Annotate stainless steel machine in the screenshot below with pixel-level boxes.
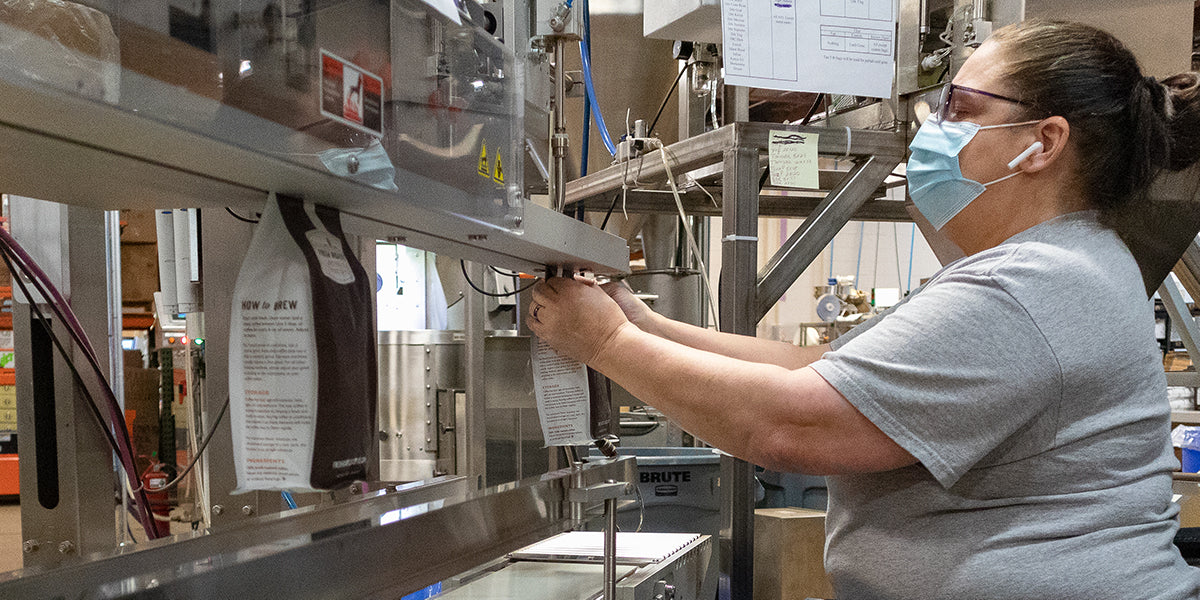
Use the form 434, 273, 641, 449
0, 1, 1195, 599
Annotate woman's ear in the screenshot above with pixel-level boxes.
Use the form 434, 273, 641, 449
1019, 116, 1070, 173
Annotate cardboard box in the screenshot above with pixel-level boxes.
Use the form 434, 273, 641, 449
121, 243, 160, 307
754, 508, 835, 600
125, 367, 161, 474
120, 210, 158, 244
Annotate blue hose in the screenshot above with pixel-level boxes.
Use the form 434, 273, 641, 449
906, 223, 916, 292
580, 0, 592, 175
854, 221, 865, 288
579, 6, 617, 157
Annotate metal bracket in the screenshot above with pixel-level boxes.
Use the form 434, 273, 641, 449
1160, 276, 1200, 361
567, 480, 633, 504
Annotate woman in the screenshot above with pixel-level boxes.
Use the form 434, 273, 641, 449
530, 20, 1200, 599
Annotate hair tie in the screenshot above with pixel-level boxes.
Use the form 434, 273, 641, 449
1142, 75, 1174, 118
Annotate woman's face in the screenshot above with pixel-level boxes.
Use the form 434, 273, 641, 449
948, 40, 1040, 187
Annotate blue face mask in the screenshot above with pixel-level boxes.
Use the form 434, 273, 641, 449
318, 138, 400, 192
907, 118, 1042, 229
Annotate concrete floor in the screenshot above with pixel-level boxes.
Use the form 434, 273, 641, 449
0, 500, 20, 574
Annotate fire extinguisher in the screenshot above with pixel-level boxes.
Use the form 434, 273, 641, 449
141, 453, 173, 537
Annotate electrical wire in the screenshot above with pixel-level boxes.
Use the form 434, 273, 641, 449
489, 265, 523, 278
460, 260, 537, 297
0, 230, 158, 536
225, 207, 260, 224
144, 395, 230, 493
650, 139, 720, 330
599, 193, 621, 231
579, 10, 617, 156
800, 93, 825, 126
647, 62, 693, 137
0, 243, 159, 538
1, 253, 124, 466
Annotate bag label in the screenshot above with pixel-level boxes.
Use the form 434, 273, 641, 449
306, 229, 356, 284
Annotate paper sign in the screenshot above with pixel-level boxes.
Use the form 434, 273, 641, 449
721, 0, 896, 98
769, 131, 819, 189
530, 334, 594, 446
420, 0, 463, 25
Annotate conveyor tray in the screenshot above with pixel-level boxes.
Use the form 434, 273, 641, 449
434, 562, 637, 600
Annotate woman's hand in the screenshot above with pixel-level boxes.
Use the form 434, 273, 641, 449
529, 276, 633, 365
600, 281, 661, 335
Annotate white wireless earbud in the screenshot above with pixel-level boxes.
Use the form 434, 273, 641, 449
1007, 141, 1044, 170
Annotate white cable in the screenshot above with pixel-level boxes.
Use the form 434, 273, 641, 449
893, 222, 903, 290
621, 158, 630, 222
651, 140, 721, 330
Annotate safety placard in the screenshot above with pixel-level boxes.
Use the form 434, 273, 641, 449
478, 142, 490, 177
320, 49, 384, 138
493, 152, 504, 184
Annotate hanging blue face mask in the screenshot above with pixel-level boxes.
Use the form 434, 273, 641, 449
318, 138, 400, 192
907, 118, 1042, 229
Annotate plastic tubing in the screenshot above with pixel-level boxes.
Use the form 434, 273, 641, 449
907, 223, 916, 293
579, 13, 616, 156
0, 228, 159, 537
580, 0, 593, 175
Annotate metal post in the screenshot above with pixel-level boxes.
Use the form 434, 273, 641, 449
551, 38, 569, 212
1160, 277, 1200, 362
464, 261, 488, 489
604, 494, 618, 600
720, 145, 760, 600
755, 156, 900, 319
103, 210, 129, 544
1176, 237, 1200, 302
11, 198, 115, 568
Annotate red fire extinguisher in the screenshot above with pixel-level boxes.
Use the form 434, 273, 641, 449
141, 455, 173, 537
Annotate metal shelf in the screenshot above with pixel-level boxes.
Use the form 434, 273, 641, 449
0, 75, 628, 275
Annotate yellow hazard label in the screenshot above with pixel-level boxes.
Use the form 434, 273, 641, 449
478, 142, 489, 177
493, 153, 504, 184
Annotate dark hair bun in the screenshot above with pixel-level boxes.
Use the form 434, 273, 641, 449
1162, 72, 1200, 171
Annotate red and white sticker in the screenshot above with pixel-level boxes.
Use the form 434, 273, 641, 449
320, 49, 383, 137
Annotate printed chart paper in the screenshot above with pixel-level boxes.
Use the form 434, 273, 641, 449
722, 0, 897, 98
768, 131, 819, 188
531, 334, 594, 446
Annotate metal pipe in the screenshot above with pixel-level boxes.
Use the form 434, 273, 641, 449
552, 38, 569, 212
604, 493, 618, 600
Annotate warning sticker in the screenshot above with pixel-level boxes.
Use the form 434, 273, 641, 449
478, 142, 490, 177
320, 49, 384, 138
493, 153, 504, 184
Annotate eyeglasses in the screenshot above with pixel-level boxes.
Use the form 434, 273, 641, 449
937, 84, 1039, 122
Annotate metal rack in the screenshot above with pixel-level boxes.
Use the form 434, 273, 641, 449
0, 459, 639, 598
566, 121, 908, 597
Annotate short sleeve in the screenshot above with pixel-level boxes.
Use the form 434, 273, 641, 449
809, 267, 1063, 488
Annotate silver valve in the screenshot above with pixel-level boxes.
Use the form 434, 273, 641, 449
548, 1, 573, 32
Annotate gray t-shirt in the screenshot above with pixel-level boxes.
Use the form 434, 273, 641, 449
810, 211, 1200, 599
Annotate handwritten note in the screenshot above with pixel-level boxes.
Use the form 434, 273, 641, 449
769, 131, 819, 189
419, 0, 462, 25
531, 334, 594, 446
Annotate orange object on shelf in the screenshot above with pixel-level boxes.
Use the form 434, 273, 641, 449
0, 454, 18, 496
